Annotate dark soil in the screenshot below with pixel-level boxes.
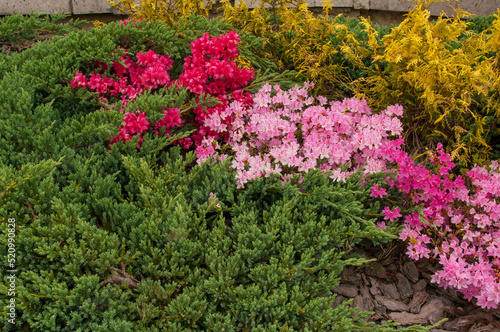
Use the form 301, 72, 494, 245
0, 33, 59, 55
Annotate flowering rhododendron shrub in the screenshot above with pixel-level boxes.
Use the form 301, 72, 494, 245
70, 30, 254, 148
383, 143, 500, 309
178, 30, 254, 146
197, 82, 405, 188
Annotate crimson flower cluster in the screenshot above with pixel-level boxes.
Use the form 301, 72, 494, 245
72, 51, 173, 107
179, 31, 253, 96
71, 30, 254, 148
179, 31, 254, 147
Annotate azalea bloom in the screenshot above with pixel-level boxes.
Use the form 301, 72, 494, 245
370, 184, 387, 198
383, 206, 402, 222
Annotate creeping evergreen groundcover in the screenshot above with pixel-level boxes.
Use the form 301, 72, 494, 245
0, 14, 441, 331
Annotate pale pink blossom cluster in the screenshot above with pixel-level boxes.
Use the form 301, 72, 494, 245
384, 143, 500, 309
71, 31, 254, 148
198, 82, 405, 188
199, 81, 500, 309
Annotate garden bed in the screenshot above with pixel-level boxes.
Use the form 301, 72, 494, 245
1, 4, 499, 331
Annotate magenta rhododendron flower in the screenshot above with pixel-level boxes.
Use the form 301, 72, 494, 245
71, 71, 87, 88
154, 108, 182, 135
71, 51, 174, 107
382, 206, 402, 221
110, 110, 150, 148
370, 184, 387, 198
122, 111, 149, 135
136, 49, 159, 67
179, 31, 254, 96
386, 143, 500, 309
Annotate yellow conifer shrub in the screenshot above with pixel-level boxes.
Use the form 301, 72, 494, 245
109, 0, 212, 26
341, 0, 499, 164
222, 0, 356, 98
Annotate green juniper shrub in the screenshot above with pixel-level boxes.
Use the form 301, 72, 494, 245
1, 139, 438, 330
465, 13, 497, 34
0, 12, 84, 45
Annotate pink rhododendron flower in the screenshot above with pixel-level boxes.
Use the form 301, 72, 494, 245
155, 108, 182, 133
179, 31, 254, 97
370, 184, 387, 198
383, 206, 402, 222
71, 71, 87, 88
136, 49, 159, 67
386, 142, 500, 309
198, 82, 405, 188
122, 111, 149, 135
